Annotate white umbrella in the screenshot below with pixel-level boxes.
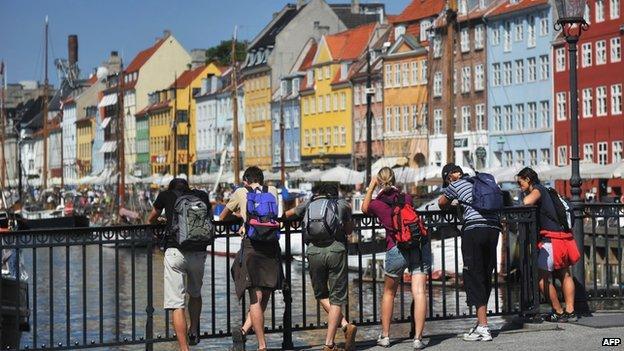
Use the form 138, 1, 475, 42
371, 157, 409, 173
287, 169, 307, 180
391, 166, 419, 185
302, 169, 323, 182
320, 166, 364, 185
540, 162, 611, 181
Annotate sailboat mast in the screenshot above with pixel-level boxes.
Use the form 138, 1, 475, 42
187, 65, 192, 180
118, 60, 126, 209
444, 0, 457, 164
173, 72, 178, 177
42, 16, 49, 190
0, 61, 6, 190
231, 26, 241, 184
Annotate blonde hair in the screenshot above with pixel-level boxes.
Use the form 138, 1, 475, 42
377, 167, 396, 189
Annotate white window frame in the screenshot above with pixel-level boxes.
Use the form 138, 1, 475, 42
582, 42, 592, 67
492, 63, 501, 86
598, 142, 608, 165
433, 71, 443, 97
597, 86, 608, 116
503, 61, 512, 86
611, 37, 621, 62
402, 63, 409, 87
612, 84, 623, 115
504, 105, 513, 131
385, 64, 392, 86
556, 92, 567, 121
461, 105, 471, 132
540, 13, 549, 36
474, 25, 484, 49
460, 27, 470, 53
514, 18, 524, 42
558, 145, 568, 166
612, 140, 623, 162
516, 103, 525, 129
493, 106, 501, 131
540, 101, 550, 128
433, 35, 442, 58
539, 55, 549, 80
434, 109, 443, 134
556, 47, 566, 72
527, 57, 537, 82
596, 0, 605, 22
611, 0, 620, 19
515, 59, 524, 84
583, 143, 594, 162
476, 104, 485, 131
474, 64, 484, 91
583, 88, 593, 118
596, 40, 607, 65
491, 26, 500, 46
461, 66, 471, 93
503, 21, 512, 52
527, 16, 536, 48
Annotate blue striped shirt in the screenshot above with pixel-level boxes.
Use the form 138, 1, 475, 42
443, 178, 500, 230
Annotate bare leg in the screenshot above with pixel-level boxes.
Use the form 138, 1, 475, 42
539, 270, 563, 313
241, 290, 271, 334
381, 275, 400, 337
325, 303, 343, 346
249, 289, 272, 349
188, 296, 202, 336
172, 308, 189, 351
319, 298, 349, 328
556, 268, 576, 313
476, 305, 488, 326
411, 274, 427, 339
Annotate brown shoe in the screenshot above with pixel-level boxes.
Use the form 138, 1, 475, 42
343, 323, 357, 351
322, 345, 345, 351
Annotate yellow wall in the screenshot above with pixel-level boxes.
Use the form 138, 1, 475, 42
243, 71, 272, 169
301, 42, 352, 162
172, 63, 223, 176
148, 106, 173, 175
383, 45, 428, 161
76, 119, 93, 176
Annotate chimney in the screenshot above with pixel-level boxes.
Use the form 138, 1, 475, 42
296, 0, 305, 10
68, 35, 78, 66
190, 49, 207, 68
314, 21, 330, 38
351, 0, 360, 14
162, 29, 171, 40
210, 75, 219, 93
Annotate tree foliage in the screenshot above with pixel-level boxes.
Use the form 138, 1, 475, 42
205, 40, 248, 66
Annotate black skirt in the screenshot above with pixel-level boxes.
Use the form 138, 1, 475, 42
231, 238, 283, 300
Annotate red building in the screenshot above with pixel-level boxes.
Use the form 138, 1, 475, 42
553, 0, 623, 199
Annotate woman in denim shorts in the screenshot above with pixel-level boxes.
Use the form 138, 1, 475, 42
362, 167, 432, 350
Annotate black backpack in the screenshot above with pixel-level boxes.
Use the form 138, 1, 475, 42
545, 187, 573, 232
303, 196, 341, 245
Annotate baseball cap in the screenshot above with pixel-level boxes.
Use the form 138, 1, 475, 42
442, 163, 463, 187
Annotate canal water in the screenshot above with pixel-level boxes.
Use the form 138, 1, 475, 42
15, 245, 517, 350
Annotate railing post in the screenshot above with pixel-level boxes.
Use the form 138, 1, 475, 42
281, 221, 294, 350
145, 228, 154, 351
0, 235, 4, 348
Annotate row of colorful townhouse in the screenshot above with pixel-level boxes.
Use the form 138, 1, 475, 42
48, 0, 622, 186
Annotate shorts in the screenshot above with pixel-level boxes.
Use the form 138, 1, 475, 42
163, 248, 208, 310
306, 241, 348, 306
384, 240, 432, 278
538, 239, 554, 272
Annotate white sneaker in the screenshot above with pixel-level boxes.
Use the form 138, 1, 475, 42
376, 334, 390, 347
462, 324, 492, 341
413, 338, 426, 349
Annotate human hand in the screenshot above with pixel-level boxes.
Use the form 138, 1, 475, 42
368, 176, 378, 190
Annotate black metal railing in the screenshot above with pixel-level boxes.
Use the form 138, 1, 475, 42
1, 204, 620, 350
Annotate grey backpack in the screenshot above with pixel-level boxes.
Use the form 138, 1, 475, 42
171, 191, 215, 248
303, 197, 341, 245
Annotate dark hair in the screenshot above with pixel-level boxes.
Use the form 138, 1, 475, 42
168, 178, 190, 192
516, 167, 540, 185
316, 182, 339, 198
243, 166, 264, 184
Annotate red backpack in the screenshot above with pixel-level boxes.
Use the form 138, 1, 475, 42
382, 194, 428, 250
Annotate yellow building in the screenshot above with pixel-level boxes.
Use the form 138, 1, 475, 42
383, 33, 429, 167
139, 91, 172, 175
76, 113, 94, 176
242, 71, 272, 169
299, 23, 377, 167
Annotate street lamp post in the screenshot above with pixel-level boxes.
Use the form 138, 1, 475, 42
553, 0, 590, 314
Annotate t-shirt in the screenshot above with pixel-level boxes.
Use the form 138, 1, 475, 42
292, 196, 352, 244
153, 189, 212, 251
367, 187, 413, 250
443, 176, 500, 231
225, 184, 279, 223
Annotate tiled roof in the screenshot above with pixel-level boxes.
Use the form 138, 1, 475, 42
299, 42, 318, 71
330, 5, 380, 28
326, 23, 376, 62
392, 0, 445, 24
87, 75, 98, 86
135, 100, 171, 117
171, 65, 208, 89
125, 35, 168, 73
487, 0, 549, 18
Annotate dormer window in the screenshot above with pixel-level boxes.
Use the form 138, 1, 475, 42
307, 70, 313, 86
458, 0, 468, 15
280, 80, 288, 97
340, 63, 349, 80
292, 78, 300, 95
394, 25, 406, 39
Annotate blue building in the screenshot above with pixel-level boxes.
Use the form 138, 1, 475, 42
485, 0, 554, 169
271, 75, 302, 172
91, 107, 105, 175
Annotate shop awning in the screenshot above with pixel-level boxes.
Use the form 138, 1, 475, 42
97, 93, 118, 108
99, 141, 117, 153
100, 117, 111, 129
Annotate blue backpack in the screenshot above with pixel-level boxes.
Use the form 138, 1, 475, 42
245, 186, 280, 241
466, 173, 504, 213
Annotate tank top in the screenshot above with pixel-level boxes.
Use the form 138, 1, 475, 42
534, 184, 565, 232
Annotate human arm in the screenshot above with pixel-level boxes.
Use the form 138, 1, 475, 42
361, 176, 377, 214
219, 188, 242, 221
438, 183, 458, 209
146, 207, 162, 224
522, 188, 541, 206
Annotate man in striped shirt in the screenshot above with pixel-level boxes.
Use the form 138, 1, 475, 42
438, 164, 501, 342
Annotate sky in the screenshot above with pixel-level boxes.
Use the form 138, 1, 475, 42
0, 0, 411, 86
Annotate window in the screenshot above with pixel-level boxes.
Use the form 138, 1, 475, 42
540, 14, 549, 36
492, 63, 501, 86
503, 62, 512, 86
527, 16, 536, 47
433, 71, 443, 97
310, 129, 317, 147
474, 64, 484, 91
340, 127, 347, 146
516, 150, 526, 166
326, 95, 331, 113
333, 127, 339, 146
458, 0, 468, 14
611, 37, 621, 62
273, 112, 280, 130
613, 141, 623, 162
541, 149, 551, 164
611, 0, 620, 19
491, 26, 500, 46
433, 35, 442, 58
325, 66, 331, 79
516, 103, 525, 129
612, 84, 623, 114
317, 68, 323, 81
597, 86, 607, 116
461, 66, 471, 93
515, 59, 524, 84
420, 20, 431, 42
434, 109, 443, 134
539, 55, 549, 80
503, 21, 511, 52
394, 106, 401, 132
529, 149, 538, 166
385, 107, 392, 132
460, 28, 470, 52
318, 126, 324, 145
598, 142, 608, 165
540, 101, 550, 128
332, 93, 338, 111
584, 143, 595, 162
420, 61, 428, 83
504, 105, 513, 130
411, 61, 418, 85
476, 104, 485, 131
514, 18, 524, 42
596, 0, 605, 22
461, 106, 471, 132
493, 106, 501, 131
394, 64, 401, 87
412, 105, 419, 130
325, 127, 331, 146
505, 151, 514, 167
582, 88, 593, 117
340, 92, 346, 111
385, 64, 392, 86
310, 96, 316, 114
584, 3, 591, 23
474, 25, 484, 49
527, 57, 537, 82
402, 63, 409, 86
558, 145, 568, 165
556, 92, 567, 120
528, 102, 537, 129
403, 106, 410, 131
596, 40, 607, 65
354, 86, 360, 105
582, 43, 592, 67
556, 47, 566, 71
318, 96, 324, 113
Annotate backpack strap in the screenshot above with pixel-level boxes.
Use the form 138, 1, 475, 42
262, 185, 268, 193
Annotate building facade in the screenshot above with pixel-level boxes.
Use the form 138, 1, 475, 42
486, 0, 554, 169
271, 75, 302, 171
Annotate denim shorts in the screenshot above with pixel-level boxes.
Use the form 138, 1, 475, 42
384, 240, 432, 278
